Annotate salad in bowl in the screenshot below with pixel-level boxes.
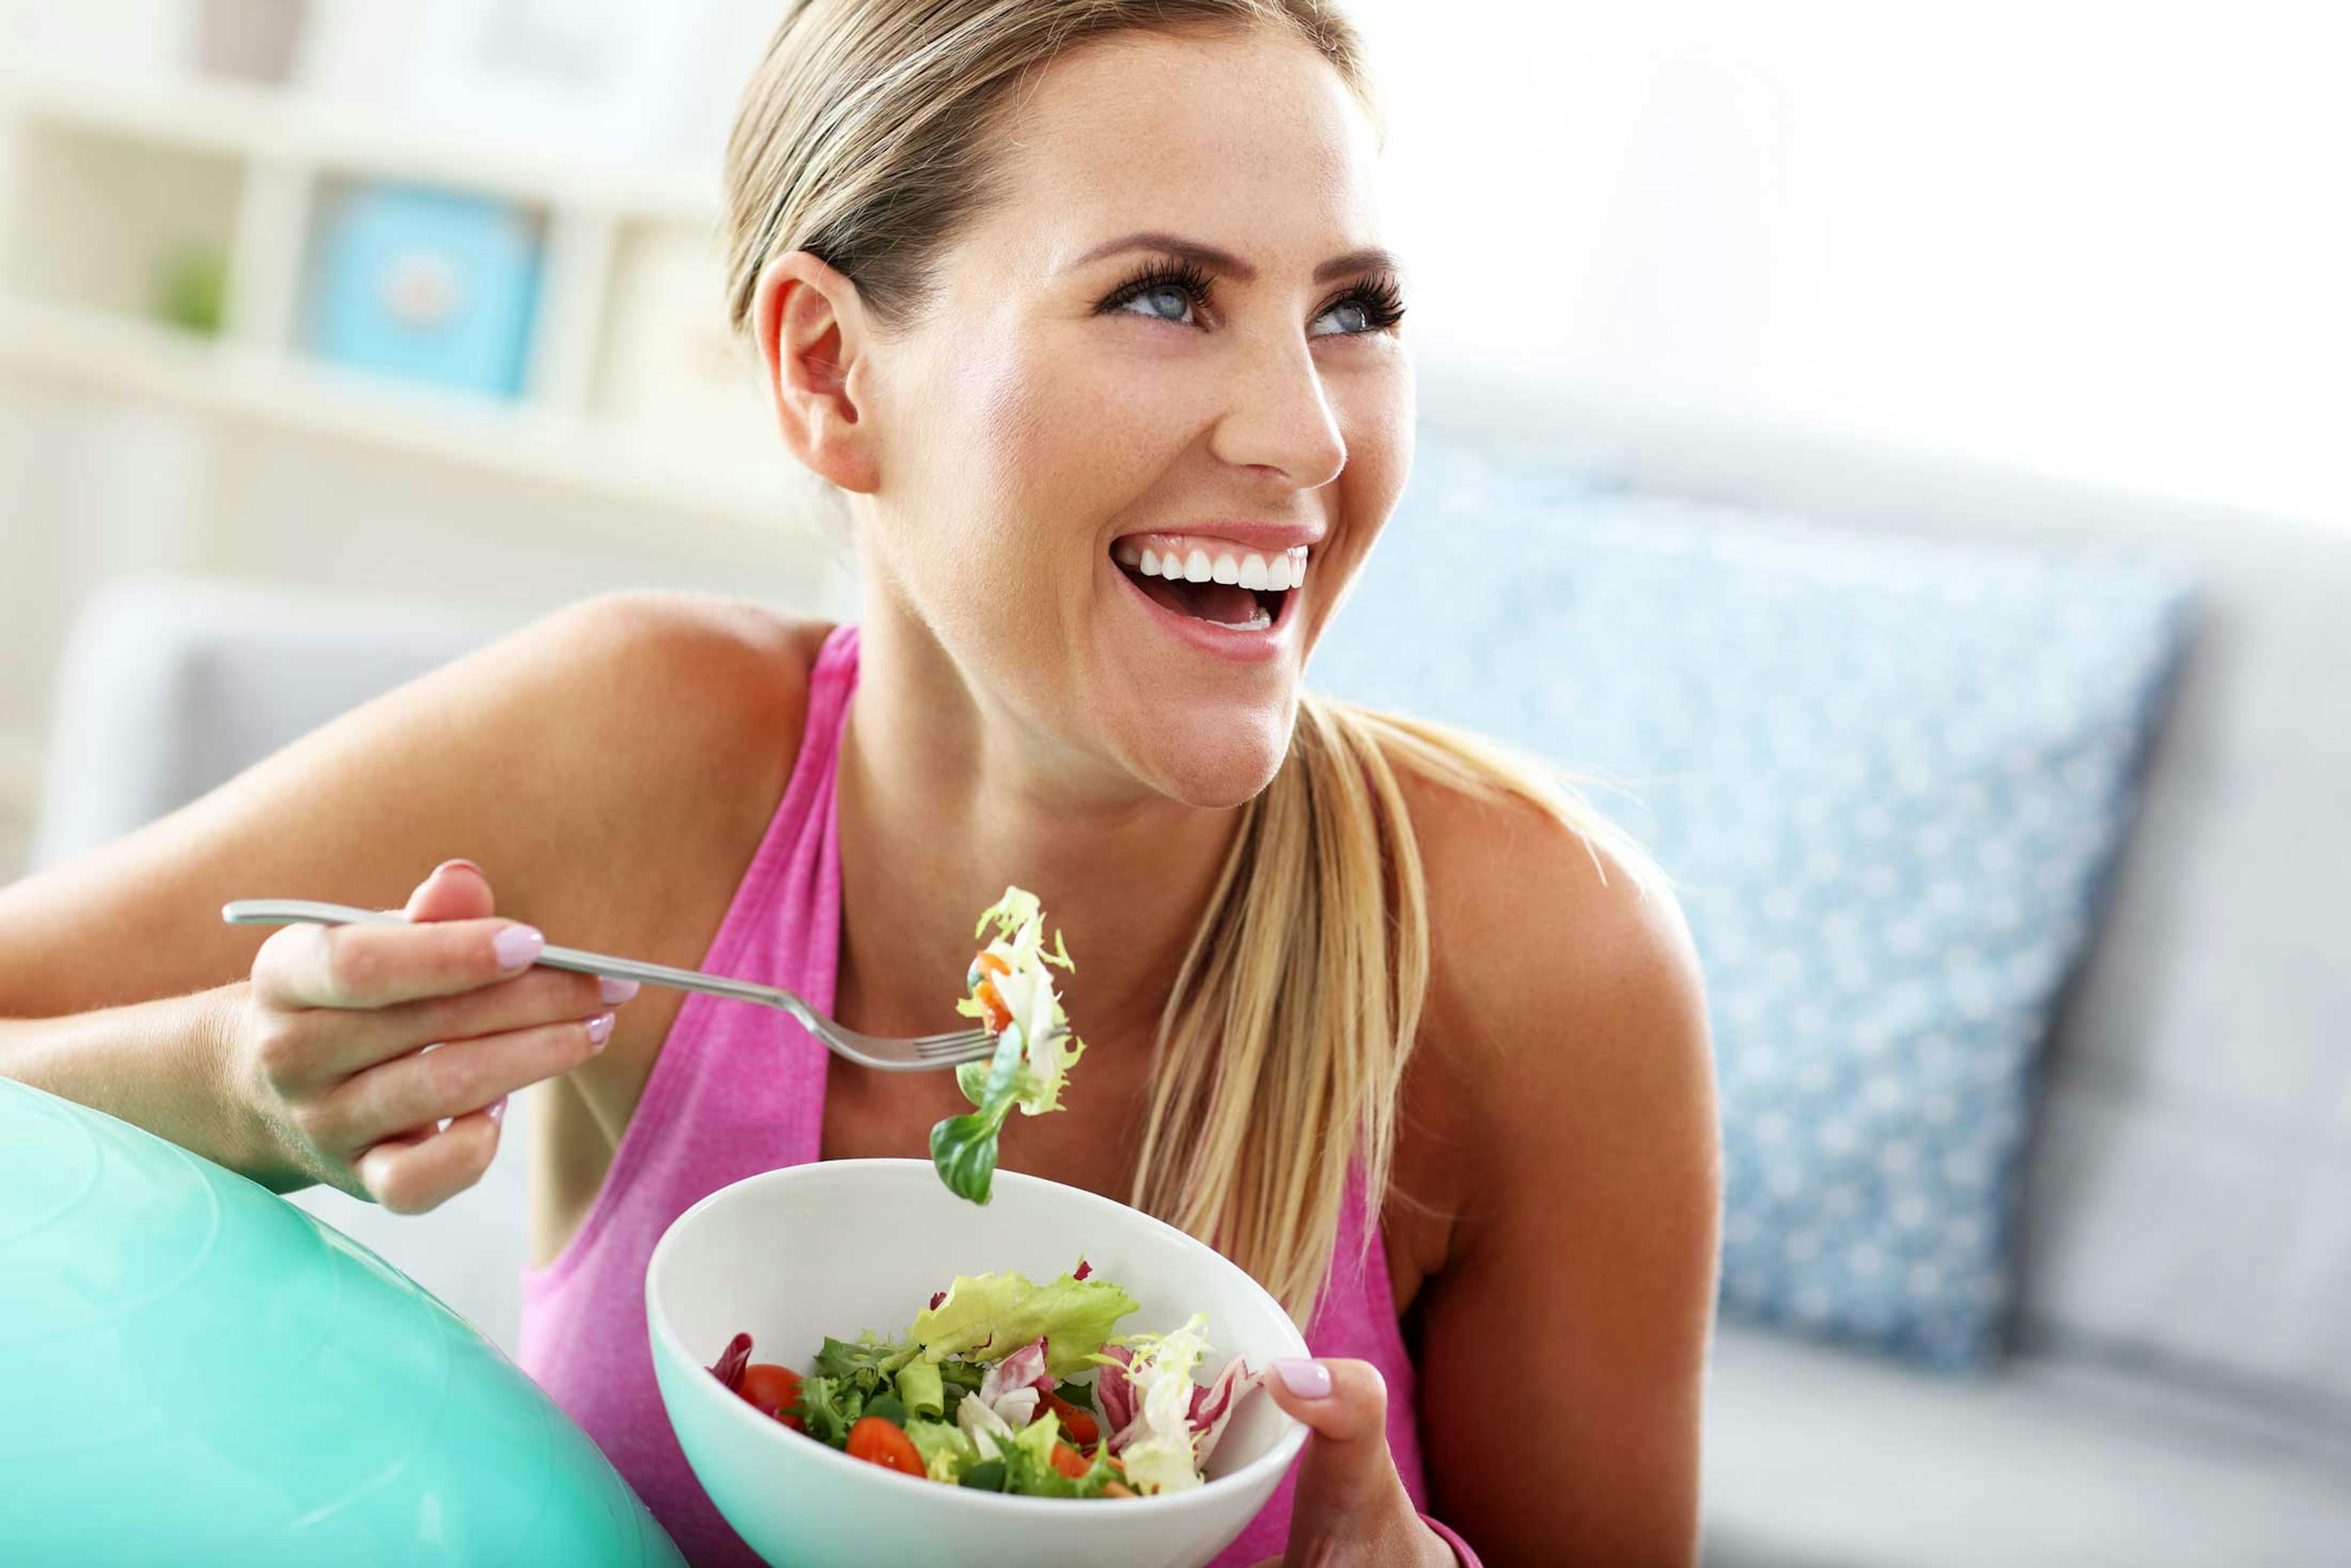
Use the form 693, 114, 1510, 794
647, 1161, 1309, 1567
707, 1262, 1264, 1499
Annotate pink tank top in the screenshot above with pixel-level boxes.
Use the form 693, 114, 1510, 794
517, 623, 1428, 1566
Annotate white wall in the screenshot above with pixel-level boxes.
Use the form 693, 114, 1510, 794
1349, 0, 2347, 524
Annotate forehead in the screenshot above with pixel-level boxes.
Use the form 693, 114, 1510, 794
978, 27, 1388, 279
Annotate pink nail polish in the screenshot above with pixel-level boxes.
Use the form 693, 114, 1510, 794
587, 1011, 616, 1048
493, 925, 544, 970
1272, 1357, 1332, 1398
487, 1095, 508, 1125
599, 975, 642, 1005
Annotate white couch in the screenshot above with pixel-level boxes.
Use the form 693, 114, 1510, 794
28, 377, 2351, 1564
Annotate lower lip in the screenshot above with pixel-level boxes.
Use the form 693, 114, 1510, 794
1109, 557, 1300, 664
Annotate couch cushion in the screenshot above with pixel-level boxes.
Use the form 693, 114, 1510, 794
1313, 442, 2192, 1368
1701, 1324, 2351, 1567
1411, 376, 2351, 1409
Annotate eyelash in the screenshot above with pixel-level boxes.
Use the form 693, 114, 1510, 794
1100, 255, 1408, 336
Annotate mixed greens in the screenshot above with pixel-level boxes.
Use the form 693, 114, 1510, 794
928, 888, 1086, 1204
707, 1264, 1265, 1498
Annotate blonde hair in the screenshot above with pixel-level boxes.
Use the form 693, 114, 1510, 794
723, 0, 1664, 1318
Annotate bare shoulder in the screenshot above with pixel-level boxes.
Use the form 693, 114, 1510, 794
0, 586, 827, 1019
449, 590, 829, 940
1392, 761, 1717, 1245
1404, 765, 1707, 1091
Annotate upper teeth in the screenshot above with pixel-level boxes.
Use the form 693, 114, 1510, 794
1118, 539, 1309, 592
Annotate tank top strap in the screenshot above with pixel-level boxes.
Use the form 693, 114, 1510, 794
519, 621, 858, 1298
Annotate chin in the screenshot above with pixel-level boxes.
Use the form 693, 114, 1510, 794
1123, 700, 1297, 811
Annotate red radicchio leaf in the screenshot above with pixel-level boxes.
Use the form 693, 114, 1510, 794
708, 1332, 753, 1395
980, 1336, 1054, 1408
1095, 1343, 1138, 1451
1073, 1258, 1092, 1281
1187, 1359, 1263, 1468
929, 1290, 948, 1311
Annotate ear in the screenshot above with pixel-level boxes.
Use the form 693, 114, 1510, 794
751, 250, 882, 495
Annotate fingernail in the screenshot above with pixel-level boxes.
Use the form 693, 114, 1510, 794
493, 925, 544, 970
587, 1011, 617, 1048
599, 975, 642, 1005
1272, 1357, 1332, 1399
438, 858, 484, 877
487, 1095, 508, 1125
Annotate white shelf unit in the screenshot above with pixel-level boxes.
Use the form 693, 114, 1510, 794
0, 62, 809, 537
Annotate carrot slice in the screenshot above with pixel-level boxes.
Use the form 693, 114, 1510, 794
1043, 1391, 1099, 1447
973, 977, 1013, 1035
1049, 1441, 1091, 1479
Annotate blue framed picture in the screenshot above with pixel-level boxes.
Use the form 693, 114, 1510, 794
306, 182, 544, 400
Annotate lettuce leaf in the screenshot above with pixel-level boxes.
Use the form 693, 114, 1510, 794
895, 1359, 945, 1420
929, 886, 1087, 1202
1000, 1412, 1123, 1498
904, 1417, 976, 1484
789, 1373, 860, 1449
909, 1267, 1139, 1379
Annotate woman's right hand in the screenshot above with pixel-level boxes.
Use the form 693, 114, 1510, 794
229, 858, 638, 1213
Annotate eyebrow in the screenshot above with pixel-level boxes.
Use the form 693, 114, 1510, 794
1063, 231, 1406, 287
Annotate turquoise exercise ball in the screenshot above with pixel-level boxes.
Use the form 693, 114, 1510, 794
0, 1076, 684, 1567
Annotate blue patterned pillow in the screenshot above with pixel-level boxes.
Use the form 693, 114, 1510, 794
1314, 440, 2194, 1370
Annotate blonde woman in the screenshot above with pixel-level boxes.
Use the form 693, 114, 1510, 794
0, 2, 1720, 1561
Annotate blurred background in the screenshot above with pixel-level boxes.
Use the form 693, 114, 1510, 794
3, 2, 2347, 1565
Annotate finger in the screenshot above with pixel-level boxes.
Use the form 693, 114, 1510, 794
404, 858, 495, 923
307, 1011, 615, 1155
306, 964, 628, 1081
356, 1103, 504, 1215
1264, 1358, 1408, 1528
252, 913, 546, 1014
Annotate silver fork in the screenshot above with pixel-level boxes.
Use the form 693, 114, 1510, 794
219, 898, 1000, 1073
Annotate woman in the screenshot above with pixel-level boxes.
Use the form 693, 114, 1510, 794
0, 1, 1719, 1562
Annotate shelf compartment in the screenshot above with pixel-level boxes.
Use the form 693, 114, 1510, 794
0, 119, 244, 331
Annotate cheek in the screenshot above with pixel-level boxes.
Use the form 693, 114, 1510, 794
880, 341, 1129, 692
1308, 388, 1416, 633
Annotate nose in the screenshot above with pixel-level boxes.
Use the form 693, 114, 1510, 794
1207, 334, 1348, 489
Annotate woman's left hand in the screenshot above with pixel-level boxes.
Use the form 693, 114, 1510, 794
1253, 1357, 1457, 1567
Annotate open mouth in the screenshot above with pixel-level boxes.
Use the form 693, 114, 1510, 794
1111, 536, 1306, 632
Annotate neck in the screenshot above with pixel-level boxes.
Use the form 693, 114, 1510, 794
831, 599, 1241, 1052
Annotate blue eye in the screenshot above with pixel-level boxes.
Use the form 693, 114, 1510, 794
1101, 257, 1217, 327
1098, 255, 1408, 338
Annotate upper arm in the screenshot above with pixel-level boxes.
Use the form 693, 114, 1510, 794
1408, 789, 1722, 1565
0, 589, 808, 1022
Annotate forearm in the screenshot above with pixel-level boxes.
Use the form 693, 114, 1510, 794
0, 982, 300, 1191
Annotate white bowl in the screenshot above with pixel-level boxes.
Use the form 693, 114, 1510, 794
647, 1159, 1310, 1568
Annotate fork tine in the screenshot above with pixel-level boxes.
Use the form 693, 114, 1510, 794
915, 1029, 997, 1058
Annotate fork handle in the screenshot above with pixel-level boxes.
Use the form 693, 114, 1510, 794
219, 898, 822, 1027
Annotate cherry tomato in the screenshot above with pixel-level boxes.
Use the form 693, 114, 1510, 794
846, 1416, 925, 1476
1049, 1441, 1091, 1479
737, 1364, 804, 1431
1043, 1391, 1099, 1447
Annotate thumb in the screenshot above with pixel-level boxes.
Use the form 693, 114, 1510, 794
1262, 1357, 1409, 1539
403, 858, 496, 923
